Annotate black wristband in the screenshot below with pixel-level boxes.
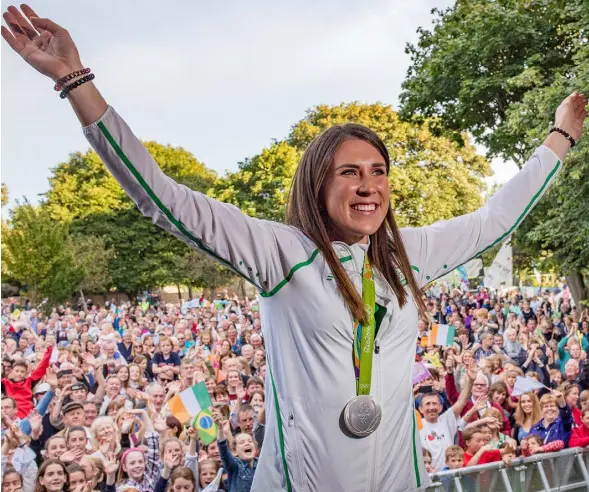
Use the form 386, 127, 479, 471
550, 127, 576, 148
60, 73, 95, 99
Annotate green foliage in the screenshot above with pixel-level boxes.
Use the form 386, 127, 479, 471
211, 141, 300, 221
1, 183, 8, 208
177, 250, 236, 292
400, 0, 588, 300
400, 0, 577, 164
1, 202, 106, 309
214, 103, 492, 227
44, 141, 233, 298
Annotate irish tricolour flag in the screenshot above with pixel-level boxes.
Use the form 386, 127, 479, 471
169, 382, 213, 424
426, 324, 456, 347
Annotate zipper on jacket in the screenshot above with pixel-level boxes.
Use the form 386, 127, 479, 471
287, 412, 305, 488
368, 340, 381, 491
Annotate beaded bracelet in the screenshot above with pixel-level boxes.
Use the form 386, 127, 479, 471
59, 73, 95, 99
550, 127, 576, 148
54, 67, 91, 91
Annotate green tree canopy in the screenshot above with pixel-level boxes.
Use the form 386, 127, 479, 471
44, 141, 234, 298
399, 0, 588, 303
400, 0, 577, 164
213, 102, 492, 227
2, 202, 111, 309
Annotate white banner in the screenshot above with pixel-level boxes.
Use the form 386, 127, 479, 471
483, 240, 513, 290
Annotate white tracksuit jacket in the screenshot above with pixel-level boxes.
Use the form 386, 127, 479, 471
84, 106, 562, 492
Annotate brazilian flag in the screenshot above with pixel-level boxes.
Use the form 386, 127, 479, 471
193, 410, 217, 445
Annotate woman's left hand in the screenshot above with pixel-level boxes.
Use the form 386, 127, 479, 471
555, 92, 586, 141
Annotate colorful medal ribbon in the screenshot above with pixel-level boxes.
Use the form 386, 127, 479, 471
353, 253, 376, 396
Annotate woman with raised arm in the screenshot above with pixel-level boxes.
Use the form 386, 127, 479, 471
2, 5, 587, 491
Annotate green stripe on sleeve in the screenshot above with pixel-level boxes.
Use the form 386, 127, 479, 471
96, 121, 252, 285
259, 249, 320, 298
467, 159, 561, 262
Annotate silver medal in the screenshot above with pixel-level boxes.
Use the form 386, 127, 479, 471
343, 395, 381, 437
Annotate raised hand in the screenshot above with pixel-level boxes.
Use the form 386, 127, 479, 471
152, 413, 168, 434
28, 409, 43, 434
473, 395, 488, 412
163, 452, 181, 470
60, 448, 81, 463
555, 92, 587, 141
467, 362, 479, 381
45, 365, 58, 388
236, 385, 247, 401
1, 5, 83, 81
186, 426, 197, 440
103, 453, 119, 476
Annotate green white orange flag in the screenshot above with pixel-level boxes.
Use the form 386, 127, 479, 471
423, 324, 456, 347
169, 382, 212, 424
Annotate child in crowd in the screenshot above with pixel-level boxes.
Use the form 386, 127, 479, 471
463, 427, 515, 467
569, 408, 589, 448
444, 445, 464, 470
422, 449, 435, 473
520, 434, 564, 456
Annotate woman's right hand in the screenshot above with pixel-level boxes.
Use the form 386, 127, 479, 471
1, 4, 83, 81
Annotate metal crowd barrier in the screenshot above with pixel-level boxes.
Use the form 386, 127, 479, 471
427, 447, 589, 492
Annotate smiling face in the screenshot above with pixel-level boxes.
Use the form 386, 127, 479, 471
39, 463, 67, 492
542, 401, 559, 422
566, 386, 580, 407
235, 433, 256, 461
46, 437, 67, 459
520, 394, 533, 414
199, 462, 217, 488
419, 394, 442, 423
322, 139, 389, 244
123, 451, 146, 481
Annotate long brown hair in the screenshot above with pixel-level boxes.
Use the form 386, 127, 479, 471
35, 459, 70, 492
287, 123, 426, 323
514, 392, 541, 427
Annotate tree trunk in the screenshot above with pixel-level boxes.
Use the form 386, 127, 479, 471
79, 289, 87, 312
177, 284, 182, 300
188, 285, 193, 299
566, 271, 589, 308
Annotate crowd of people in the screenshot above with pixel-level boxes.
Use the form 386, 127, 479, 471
1, 283, 589, 492
417, 283, 589, 475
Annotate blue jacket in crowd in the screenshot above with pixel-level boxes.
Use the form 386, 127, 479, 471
219, 438, 258, 492
530, 404, 573, 446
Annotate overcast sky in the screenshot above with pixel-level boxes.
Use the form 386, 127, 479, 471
1, 0, 518, 214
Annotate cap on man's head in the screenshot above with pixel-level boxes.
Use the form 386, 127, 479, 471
33, 383, 50, 395
71, 383, 87, 392
62, 402, 84, 415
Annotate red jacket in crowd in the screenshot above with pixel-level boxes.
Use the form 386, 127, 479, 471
445, 373, 512, 435
1, 346, 53, 418
570, 424, 589, 448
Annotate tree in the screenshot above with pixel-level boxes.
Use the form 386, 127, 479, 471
44, 141, 238, 298
400, 0, 577, 164
177, 250, 236, 297
213, 103, 492, 227
400, 0, 588, 304
2, 203, 80, 308
211, 141, 300, 222
1, 183, 8, 207
70, 235, 113, 307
